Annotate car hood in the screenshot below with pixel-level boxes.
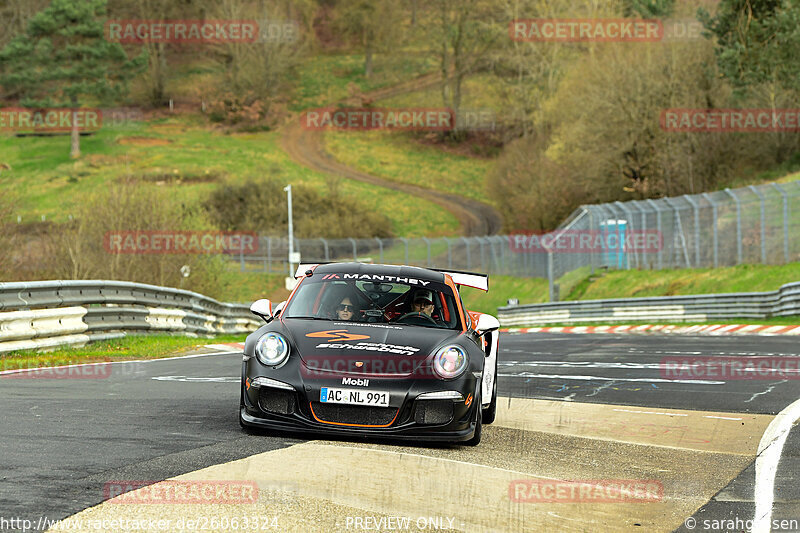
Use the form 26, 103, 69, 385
281, 319, 464, 377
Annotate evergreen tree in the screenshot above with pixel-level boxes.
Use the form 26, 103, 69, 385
0, 0, 145, 158
700, 0, 800, 95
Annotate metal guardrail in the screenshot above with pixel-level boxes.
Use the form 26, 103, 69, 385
0, 280, 260, 354
497, 281, 800, 326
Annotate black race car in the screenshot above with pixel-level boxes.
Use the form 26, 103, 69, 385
239, 262, 500, 445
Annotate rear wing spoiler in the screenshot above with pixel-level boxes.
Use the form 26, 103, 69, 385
294, 264, 489, 291
431, 269, 489, 292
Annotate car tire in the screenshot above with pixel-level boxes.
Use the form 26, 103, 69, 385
465, 393, 482, 446
482, 359, 498, 425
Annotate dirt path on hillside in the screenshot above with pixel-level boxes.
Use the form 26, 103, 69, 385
279, 74, 503, 236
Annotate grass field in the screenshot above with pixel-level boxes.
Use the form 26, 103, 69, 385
0, 333, 247, 371
290, 53, 437, 111
323, 130, 496, 204
0, 117, 458, 236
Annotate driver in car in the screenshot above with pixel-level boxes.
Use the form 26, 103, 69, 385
411, 289, 436, 318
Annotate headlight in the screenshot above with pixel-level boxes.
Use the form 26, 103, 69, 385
255, 332, 290, 366
433, 345, 468, 379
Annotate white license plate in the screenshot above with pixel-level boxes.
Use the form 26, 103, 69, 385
320, 387, 390, 407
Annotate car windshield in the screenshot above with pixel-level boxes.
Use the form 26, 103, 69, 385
282, 276, 462, 330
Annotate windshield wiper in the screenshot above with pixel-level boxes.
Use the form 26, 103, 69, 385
284, 316, 330, 321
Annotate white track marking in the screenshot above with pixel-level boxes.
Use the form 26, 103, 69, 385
152, 375, 239, 383
704, 415, 742, 421
744, 380, 787, 404
499, 372, 725, 385
613, 408, 687, 417
752, 398, 800, 533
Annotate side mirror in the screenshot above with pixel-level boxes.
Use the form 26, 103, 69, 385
273, 300, 287, 317
475, 314, 500, 336
250, 299, 273, 322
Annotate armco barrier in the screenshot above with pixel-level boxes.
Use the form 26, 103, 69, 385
0, 280, 260, 354
497, 281, 800, 326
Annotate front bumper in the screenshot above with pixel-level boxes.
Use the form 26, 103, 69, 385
241, 359, 481, 442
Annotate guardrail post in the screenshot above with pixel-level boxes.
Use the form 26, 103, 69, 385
701, 193, 719, 267
320, 238, 330, 261
771, 183, 790, 263
682, 195, 701, 267
645, 199, 664, 269
375, 237, 384, 263
748, 185, 767, 264
724, 188, 743, 264
478, 237, 486, 272
347, 238, 357, 261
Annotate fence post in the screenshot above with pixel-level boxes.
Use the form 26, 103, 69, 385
320, 238, 330, 261
461, 237, 471, 270
375, 237, 384, 263
664, 197, 690, 268
771, 183, 790, 263
262, 236, 267, 273
701, 193, 719, 267
630, 201, 648, 268
267, 237, 272, 273
445, 238, 453, 269
748, 185, 767, 264
422, 237, 431, 267
347, 238, 357, 261
400, 238, 409, 265
724, 188, 743, 264
478, 237, 486, 272
239, 243, 245, 272
645, 199, 664, 269
585, 208, 595, 274
547, 249, 555, 301
682, 194, 701, 267
614, 201, 635, 269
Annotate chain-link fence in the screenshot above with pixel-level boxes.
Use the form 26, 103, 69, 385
234, 180, 800, 298
549, 180, 800, 280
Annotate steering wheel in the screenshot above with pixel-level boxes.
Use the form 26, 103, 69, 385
395, 312, 438, 325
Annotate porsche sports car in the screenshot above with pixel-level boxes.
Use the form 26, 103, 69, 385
239, 262, 500, 445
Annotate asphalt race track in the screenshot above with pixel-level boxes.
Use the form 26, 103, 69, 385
1, 333, 799, 532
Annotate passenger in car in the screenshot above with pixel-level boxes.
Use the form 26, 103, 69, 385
334, 296, 359, 321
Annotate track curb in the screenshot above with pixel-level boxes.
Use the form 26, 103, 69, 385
500, 324, 800, 336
